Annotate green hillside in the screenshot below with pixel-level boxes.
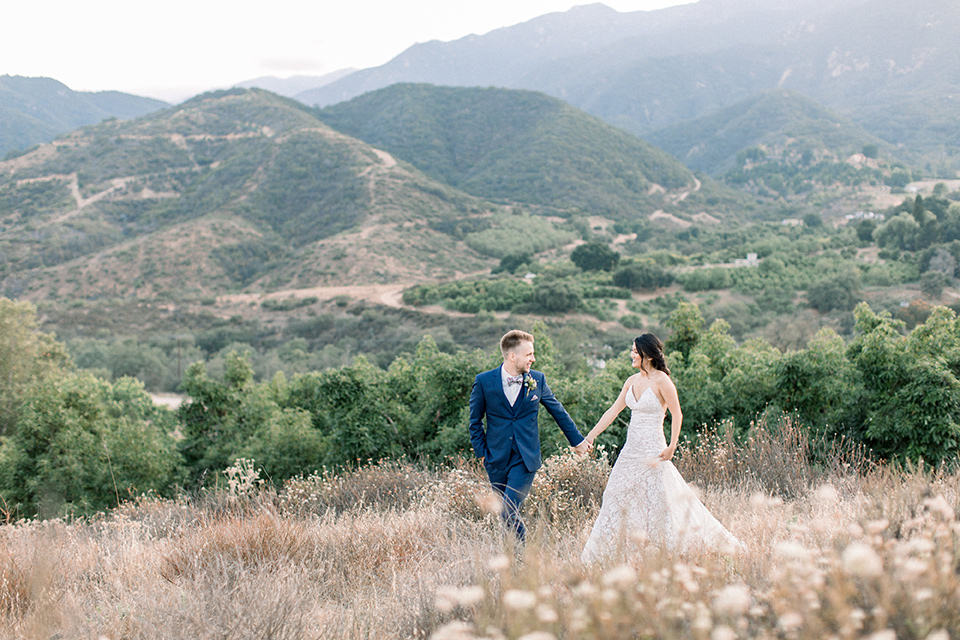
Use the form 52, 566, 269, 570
0, 89, 507, 300
645, 89, 891, 176
0, 75, 168, 158
316, 84, 700, 220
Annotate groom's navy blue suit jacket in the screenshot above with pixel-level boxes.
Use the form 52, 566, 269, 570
469, 365, 584, 472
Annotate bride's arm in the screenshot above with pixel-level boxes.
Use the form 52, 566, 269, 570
659, 376, 682, 461
584, 379, 631, 445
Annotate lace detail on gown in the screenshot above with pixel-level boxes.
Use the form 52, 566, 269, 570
581, 386, 743, 563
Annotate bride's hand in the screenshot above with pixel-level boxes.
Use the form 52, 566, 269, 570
659, 445, 676, 461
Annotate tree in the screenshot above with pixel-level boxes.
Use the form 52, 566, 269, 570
887, 168, 912, 188
612, 261, 672, 290
846, 304, 960, 463
927, 248, 957, 279
806, 270, 862, 313
179, 351, 326, 482
912, 195, 925, 223
570, 242, 620, 272
533, 280, 581, 313
0, 372, 180, 518
920, 271, 949, 299
665, 302, 704, 359
494, 253, 532, 274
873, 213, 921, 251
856, 219, 877, 244
774, 329, 863, 436
803, 212, 824, 228
0, 298, 71, 436
862, 143, 879, 159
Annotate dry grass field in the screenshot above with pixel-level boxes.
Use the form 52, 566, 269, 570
1, 424, 958, 640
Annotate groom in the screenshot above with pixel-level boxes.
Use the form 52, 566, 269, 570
469, 329, 590, 541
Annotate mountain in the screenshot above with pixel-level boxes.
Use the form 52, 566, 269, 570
645, 89, 889, 176
317, 84, 700, 219
0, 75, 168, 158
233, 69, 356, 98
296, 0, 864, 108
0, 89, 506, 300
295, 0, 960, 172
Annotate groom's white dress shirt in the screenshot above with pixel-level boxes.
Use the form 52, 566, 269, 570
501, 367, 522, 406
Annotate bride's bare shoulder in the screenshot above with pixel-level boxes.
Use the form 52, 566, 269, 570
651, 370, 674, 387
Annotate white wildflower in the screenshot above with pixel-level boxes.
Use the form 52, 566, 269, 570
924, 495, 955, 521
535, 604, 559, 623
602, 563, 637, 588
502, 589, 537, 611
843, 543, 883, 577
487, 554, 510, 571
815, 483, 840, 505
517, 633, 556, 640
475, 490, 502, 515
429, 621, 476, 640
774, 540, 812, 561
899, 557, 928, 580
713, 584, 751, 617
913, 588, 934, 602
779, 612, 803, 631
865, 519, 889, 535
711, 625, 737, 640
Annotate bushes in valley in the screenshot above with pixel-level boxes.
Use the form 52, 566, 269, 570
463, 214, 576, 259
806, 269, 862, 313
680, 266, 732, 291
403, 277, 534, 312
260, 296, 318, 312
612, 260, 674, 290
570, 241, 620, 272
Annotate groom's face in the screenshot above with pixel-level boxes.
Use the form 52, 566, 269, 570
510, 341, 536, 374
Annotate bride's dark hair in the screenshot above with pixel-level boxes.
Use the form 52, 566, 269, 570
634, 333, 670, 376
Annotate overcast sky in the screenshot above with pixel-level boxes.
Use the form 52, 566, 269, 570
2, 0, 692, 103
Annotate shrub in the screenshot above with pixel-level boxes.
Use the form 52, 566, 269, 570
277, 458, 434, 517
920, 271, 949, 299
571, 242, 620, 272
612, 261, 673, 290
532, 280, 581, 313
525, 448, 610, 524
806, 270, 862, 313
681, 267, 731, 292
0, 373, 180, 518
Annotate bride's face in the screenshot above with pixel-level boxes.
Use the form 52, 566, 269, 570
630, 344, 642, 369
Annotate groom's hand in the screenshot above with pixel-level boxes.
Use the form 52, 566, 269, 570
572, 439, 592, 455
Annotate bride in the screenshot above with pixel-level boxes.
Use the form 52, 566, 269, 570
581, 334, 742, 563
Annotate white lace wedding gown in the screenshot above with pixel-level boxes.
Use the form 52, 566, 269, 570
581, 386, 743, 563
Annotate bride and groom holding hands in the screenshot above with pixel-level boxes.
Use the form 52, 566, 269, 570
469, 329, 742, 562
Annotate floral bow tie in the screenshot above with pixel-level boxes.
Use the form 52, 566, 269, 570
507, 375, 523, 386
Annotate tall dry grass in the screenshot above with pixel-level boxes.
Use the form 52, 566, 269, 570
0, 427, 957, 640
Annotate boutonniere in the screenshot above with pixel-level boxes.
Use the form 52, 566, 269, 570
523, 374, 537, 396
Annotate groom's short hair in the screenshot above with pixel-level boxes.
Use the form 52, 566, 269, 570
500, 330, 534, 356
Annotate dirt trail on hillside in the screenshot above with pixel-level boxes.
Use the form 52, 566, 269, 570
220, 283, 407, 308
220, 267, 491, 311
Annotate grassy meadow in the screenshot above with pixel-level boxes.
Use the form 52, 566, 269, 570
1, 422, 958, 640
